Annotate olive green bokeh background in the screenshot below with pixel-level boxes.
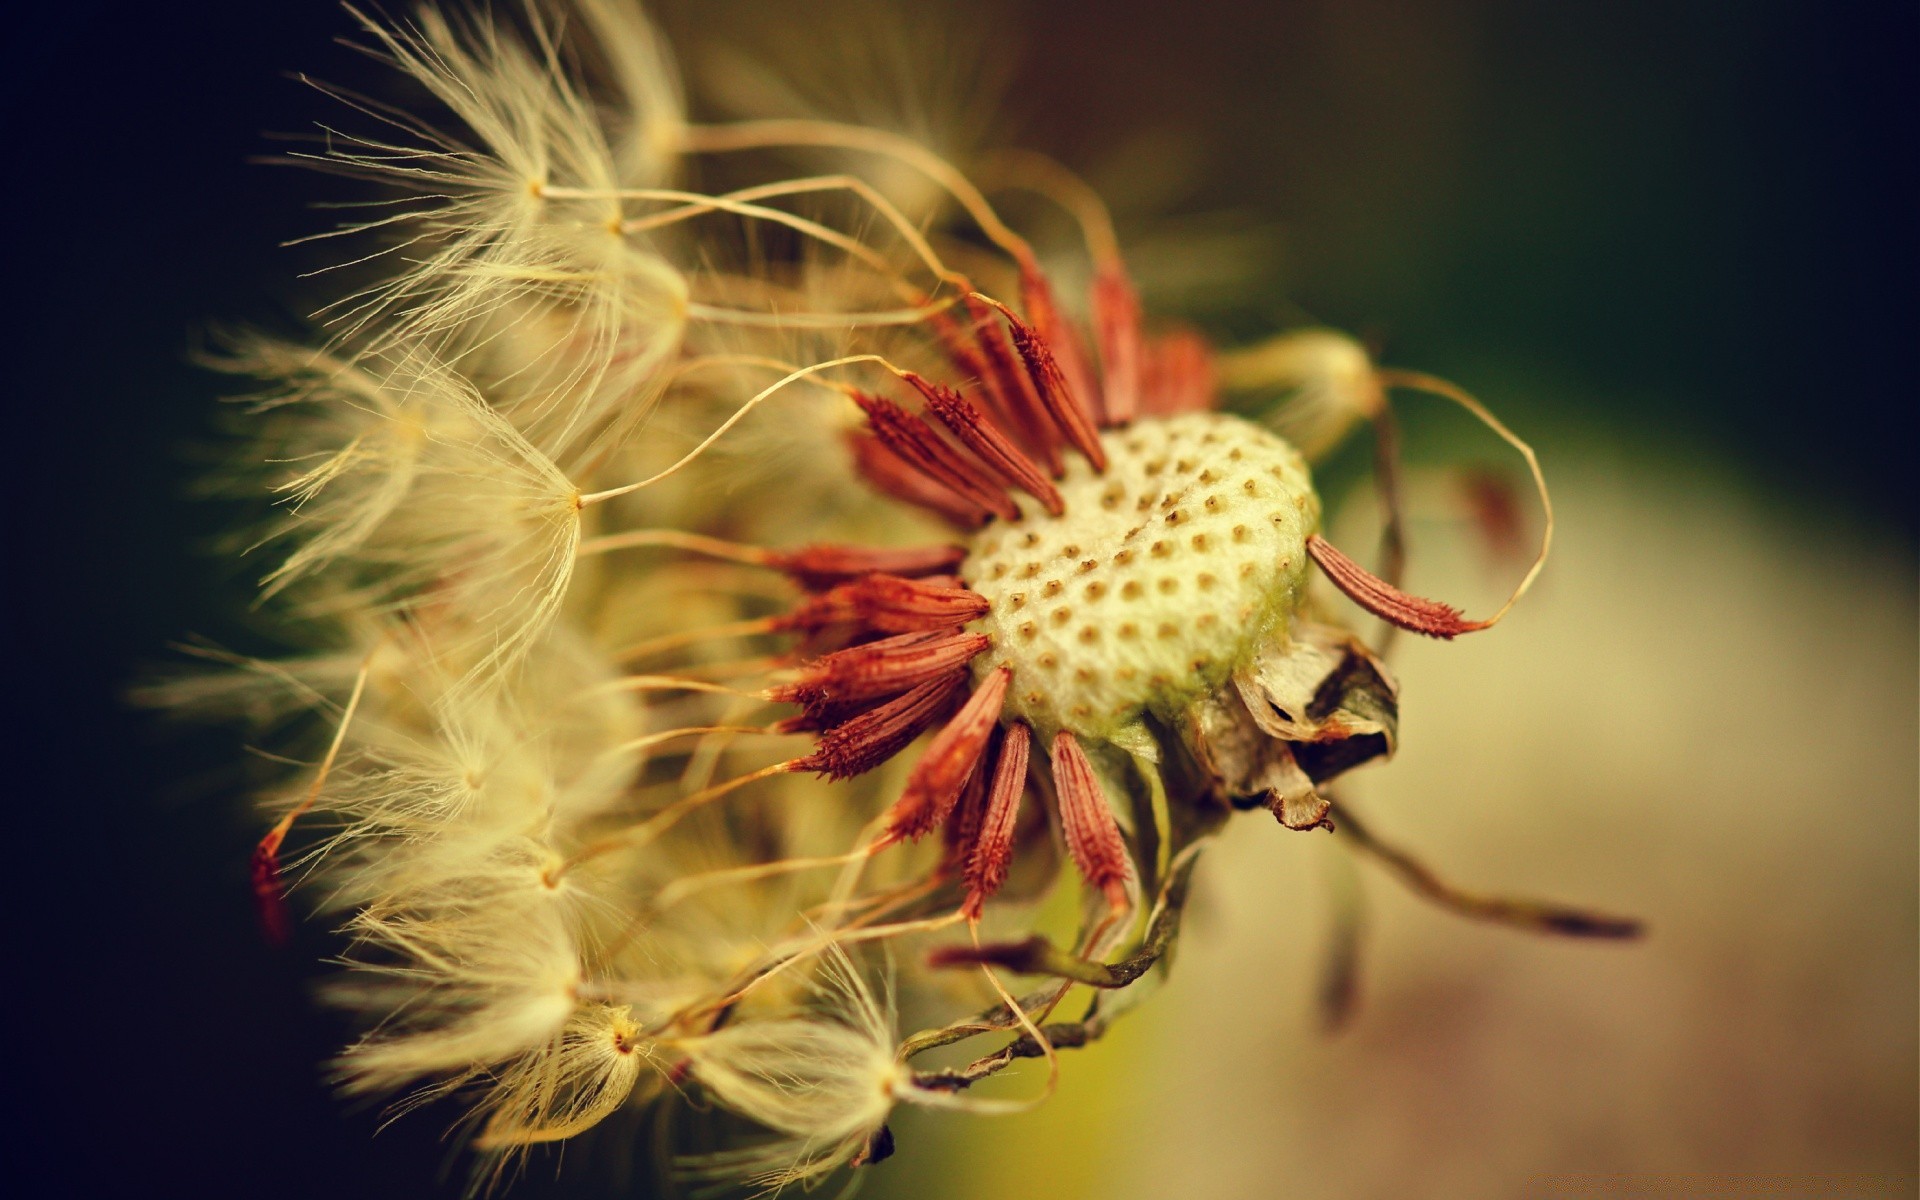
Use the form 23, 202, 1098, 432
10, 2, 1913, 1195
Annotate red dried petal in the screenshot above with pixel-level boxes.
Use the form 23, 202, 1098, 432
906, 373, 1065, 516
769, 691, 874, 735
854, 392, 1021, 521
1306, 533, 1488, 639
794, 673, 968, 780
859, 576, 989, 629
1001, 308, 1108, 471
1050, 730, 1132, 912
781, 573, 988, 637
766, 683, 835, 729
964, 721, 1031, 918
963, 294, 1064, 475
768, 543, 967, 591
926, 304, 1012, 424
886, 667, 1010, 842
776, 629, 992, 705
1019, 257, 1102, 426
848, 432, 989, 528
941, 747, 992, 871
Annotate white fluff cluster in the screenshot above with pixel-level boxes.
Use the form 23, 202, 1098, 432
167, 2, 977, 1188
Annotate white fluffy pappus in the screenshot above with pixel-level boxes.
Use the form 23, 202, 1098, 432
673, 945, 918, 1192
468, 1002, 660, 1169
306, 3, 692, 466
280, 621, 646, 916
211, 339, 586, 688
330, 895, 586, 1098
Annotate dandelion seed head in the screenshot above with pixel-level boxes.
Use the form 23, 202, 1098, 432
150, 0, 1625, 1187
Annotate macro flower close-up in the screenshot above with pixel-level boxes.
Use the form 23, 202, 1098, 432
15, 2, 1915, 1198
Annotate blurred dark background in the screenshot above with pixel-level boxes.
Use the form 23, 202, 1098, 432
7, 1, 1913, 1195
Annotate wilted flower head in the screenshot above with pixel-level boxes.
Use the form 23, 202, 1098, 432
151, 1, 1640, 1192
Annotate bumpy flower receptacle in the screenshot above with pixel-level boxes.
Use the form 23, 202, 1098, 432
962, 412, 1319, 743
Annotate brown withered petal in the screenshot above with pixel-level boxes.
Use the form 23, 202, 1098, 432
764, 681, 833, 720
780, 573, 989, 636
781, 630, 991, 705
941, 748, 992, 870
769, 692, 878, 735
794, 672, 968, 780
964, 720, 1031, 917
962, 293, 1064, 474
1018, 257, 1101, 425
989, 299, 1108, 471
1050, 730, 1132, 912
910, 573, 965, 590
905, 373, 1065, 515
847, 432, 991, 528
886, 667, 1011, 842
769, 673, 914, 733
853, 392, 1021, 521
844, 574, 989, 631
1306, 533, 1489, 639
1233, 623, 1397, 734
1092, 265, 1143, 426
767, 543, 968, 591
925, 304, 1015, 426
